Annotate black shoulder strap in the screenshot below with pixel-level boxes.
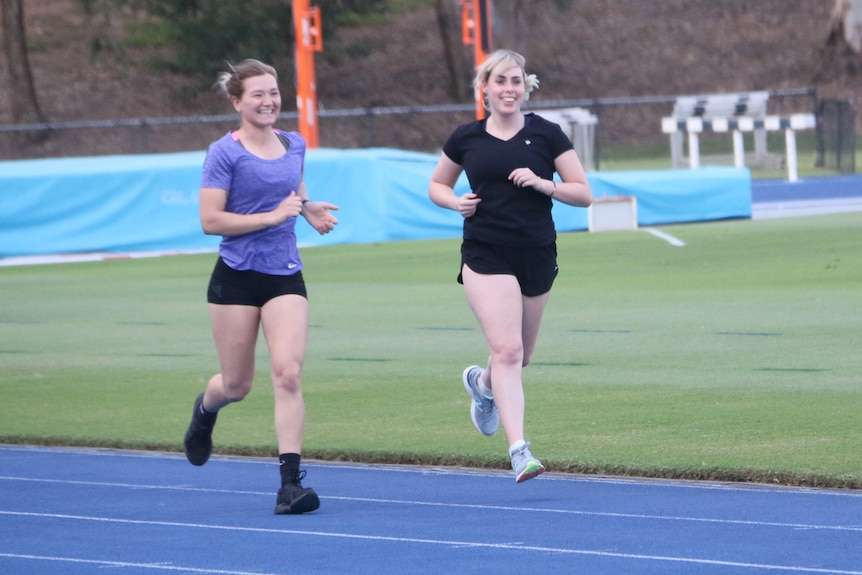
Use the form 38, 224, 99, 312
276, 131, 291, 151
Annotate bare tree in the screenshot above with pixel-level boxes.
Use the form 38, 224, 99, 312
815, 0, 862, 133
817, 1, 862, 84
827, 0, 862, 52
491, 0, 527, 55
433, 0, 534, 102
434, 0, 473, 101
433, 0, 576, 102
1, 0, 47, 138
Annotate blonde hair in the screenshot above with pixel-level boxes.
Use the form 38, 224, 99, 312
472, 49, 539, 109
215, 59, 278, 100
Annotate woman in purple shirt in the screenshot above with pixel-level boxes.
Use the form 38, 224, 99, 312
183, 59, 338, 514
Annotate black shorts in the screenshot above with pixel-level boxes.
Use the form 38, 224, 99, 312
207, 257, 307, 307
458, 239, 558, 297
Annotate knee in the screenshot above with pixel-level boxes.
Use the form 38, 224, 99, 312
272, 363, 303, 396
491, 342, 524, 368
220, 377, 253, 402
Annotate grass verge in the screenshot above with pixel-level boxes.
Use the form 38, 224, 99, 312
1, 212, 861, 488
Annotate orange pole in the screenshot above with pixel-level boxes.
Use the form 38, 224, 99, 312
293, 0, 323, 148
462, 0, 493, 120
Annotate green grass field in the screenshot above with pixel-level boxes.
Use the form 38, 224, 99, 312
2, 212, 861, 488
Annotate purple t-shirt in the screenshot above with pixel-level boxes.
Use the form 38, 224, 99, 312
201, 130, 305, 275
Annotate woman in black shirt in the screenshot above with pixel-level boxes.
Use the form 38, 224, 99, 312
429, 49, 592, 483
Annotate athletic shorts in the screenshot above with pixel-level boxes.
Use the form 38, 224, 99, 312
207, 257, 307, 307
458, 239, 558, 297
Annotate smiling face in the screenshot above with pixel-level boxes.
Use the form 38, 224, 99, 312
482, 63, 526, 116
232, 73, 281, 129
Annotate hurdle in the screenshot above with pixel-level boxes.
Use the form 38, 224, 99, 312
661, 113, 817, 182
538, 107, 598, 171
666, 92, 770, 169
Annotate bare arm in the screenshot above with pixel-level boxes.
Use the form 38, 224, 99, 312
552, 149, 592, 207
428, 152, 482, 218
199, 187, 303, 236
507, 149, 592, 208
297, 181, 339, 235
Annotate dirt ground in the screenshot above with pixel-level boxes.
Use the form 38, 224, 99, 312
0, 0, 856, 160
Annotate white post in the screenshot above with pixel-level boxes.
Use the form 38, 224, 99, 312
785, 128, 798, 183
732, 130, 745, 168
688, 132, 700, 169
671, 131, 683, 169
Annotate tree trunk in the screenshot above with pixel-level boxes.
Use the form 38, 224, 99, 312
491, 0, 527, 57
815, 0, 862, 134
817, 0, 862, 81
434, 0, 474, 101
1, 0, 48, 136
829, 0, 862, 53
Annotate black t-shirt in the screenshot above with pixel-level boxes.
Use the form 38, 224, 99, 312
442, 113, 573, 247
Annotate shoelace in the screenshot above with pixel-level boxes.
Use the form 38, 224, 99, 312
470, 371, 494, 412
511, 441, 532, 461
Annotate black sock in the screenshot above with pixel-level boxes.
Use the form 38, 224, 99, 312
279, 453, 301, 486
197, 401, 217, 426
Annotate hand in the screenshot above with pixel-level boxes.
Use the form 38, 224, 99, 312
457, 193, 481, 218
268, 192, 304, 225
301, 200, 339, 235
508, 167, 544, 192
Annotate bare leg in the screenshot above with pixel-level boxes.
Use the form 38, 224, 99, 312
462, 265, 552, 447
205, 303, 260, 410
260, 294, 308, 454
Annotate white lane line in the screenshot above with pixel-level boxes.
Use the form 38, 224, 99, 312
753, 198, 862, 220
3, 446, 862, 499
643, 228, 686, 246
0, 553, 278, 575
0, 249, 215, 267
1, 512, 861, 575
2, 476, 860, 533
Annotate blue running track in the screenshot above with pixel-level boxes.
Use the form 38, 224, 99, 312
2, 175, 861, 574
1, 446, 861, 574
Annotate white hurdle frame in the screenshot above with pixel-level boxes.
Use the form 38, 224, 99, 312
661, 114, 816, 182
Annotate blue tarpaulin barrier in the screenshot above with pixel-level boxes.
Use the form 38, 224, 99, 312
0, 148, 751, 258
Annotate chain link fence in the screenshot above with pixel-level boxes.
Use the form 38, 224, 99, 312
0, 88, 822, 171
816, 98, 857, 174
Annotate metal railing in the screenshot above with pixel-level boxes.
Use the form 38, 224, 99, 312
0, 87, 817, 165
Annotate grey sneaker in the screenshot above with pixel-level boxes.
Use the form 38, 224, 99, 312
462, 365, 498, 436
510, 441, 545, 483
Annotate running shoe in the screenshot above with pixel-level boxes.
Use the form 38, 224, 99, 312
462, 365, 499, 436
510, 440, 545, 483
274, 470, 320, 514
183, 393, 216, 466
